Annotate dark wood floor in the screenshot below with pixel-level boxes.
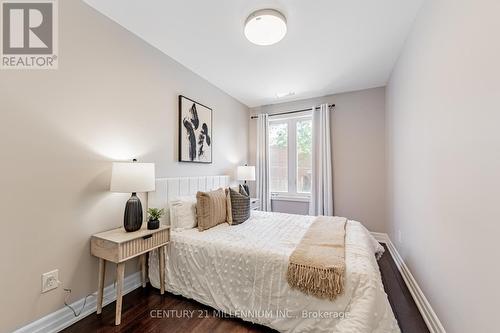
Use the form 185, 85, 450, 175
63, 244, 429, 333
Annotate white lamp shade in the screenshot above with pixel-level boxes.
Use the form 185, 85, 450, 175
237, 165, 256, 181
110, 162, 155, 193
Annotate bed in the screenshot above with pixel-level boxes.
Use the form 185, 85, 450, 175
147, 176, 400, 333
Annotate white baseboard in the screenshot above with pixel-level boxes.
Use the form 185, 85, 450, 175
13, 272, 142, 333
371, 232, 446, 333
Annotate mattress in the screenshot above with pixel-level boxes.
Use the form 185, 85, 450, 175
149, 211, 400, 333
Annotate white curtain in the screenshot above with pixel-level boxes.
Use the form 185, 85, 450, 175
309, 104, 334, 216
256, 113, 271, 211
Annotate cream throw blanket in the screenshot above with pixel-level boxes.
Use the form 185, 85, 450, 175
287, 216, 347, 300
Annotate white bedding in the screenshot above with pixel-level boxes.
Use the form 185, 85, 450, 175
149, 211, 400, 333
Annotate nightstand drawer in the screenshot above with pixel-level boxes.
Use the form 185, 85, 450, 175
250, 198, 260, 211
91, 225, 170, 263
120, 229, 169, 260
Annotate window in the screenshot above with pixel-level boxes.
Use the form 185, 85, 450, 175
269, 113, 312, 198
269, 122, 288, 192
296, 119, 312, 193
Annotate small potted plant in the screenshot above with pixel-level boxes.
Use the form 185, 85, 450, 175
147, 208, 165, 230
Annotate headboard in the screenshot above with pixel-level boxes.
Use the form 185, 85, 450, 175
147, 175, 230, 223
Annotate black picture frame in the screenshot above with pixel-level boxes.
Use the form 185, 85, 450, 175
178, 95, 213, 163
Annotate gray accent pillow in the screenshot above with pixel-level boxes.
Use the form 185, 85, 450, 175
229, 186, 250, 225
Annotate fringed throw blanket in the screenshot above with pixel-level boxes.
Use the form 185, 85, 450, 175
287, 216, 347, 300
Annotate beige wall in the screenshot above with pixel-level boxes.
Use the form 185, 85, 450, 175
249, 87, 387, 232
0, 1, 249, 332
386, 0, 500, 331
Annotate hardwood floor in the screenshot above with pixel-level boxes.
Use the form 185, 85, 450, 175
63, 244, 429, 333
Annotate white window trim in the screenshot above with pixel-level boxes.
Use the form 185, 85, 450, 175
271, 193, 310, 202
269, 112, 312, 200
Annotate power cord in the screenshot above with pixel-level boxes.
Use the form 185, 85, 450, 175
64, 288, 94, 317
63, 282, 115, 317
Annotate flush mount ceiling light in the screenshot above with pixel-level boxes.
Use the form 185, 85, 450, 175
244, 9, 287, 46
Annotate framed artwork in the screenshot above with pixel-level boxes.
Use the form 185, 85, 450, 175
178, 95, 213, 163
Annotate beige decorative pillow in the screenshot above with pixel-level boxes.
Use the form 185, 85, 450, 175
224, 186, 240, 224
226, 188, 233, 224
196, 188, 227, 231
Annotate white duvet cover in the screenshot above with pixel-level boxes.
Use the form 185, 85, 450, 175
149, 211, 400, 333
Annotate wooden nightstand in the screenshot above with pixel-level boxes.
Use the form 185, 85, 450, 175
250, 198, 260, 210
91, 225, 170, 325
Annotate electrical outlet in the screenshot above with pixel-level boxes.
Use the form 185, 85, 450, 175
397, 230, 402, 243
42, 269, 59, 293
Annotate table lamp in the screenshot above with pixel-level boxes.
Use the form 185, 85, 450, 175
110, 159, 155, 232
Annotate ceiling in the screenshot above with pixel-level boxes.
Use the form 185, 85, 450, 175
83, 0, 423, 107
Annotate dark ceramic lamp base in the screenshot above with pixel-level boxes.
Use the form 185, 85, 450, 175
124, 193, 143, 232
242, 182, 250, 196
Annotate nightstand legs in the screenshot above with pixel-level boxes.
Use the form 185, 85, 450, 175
95, 248, 167, 325
96, 258, 106, 314
159, 246, 165, 295
140, 254, 147, 288
115, 262, 125, 325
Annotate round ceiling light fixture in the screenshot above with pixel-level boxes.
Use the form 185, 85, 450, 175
244, 9, 287, 46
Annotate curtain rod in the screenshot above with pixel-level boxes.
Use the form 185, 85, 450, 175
250, 104, 335, 119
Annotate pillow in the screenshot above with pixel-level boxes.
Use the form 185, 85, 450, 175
196, 188, 227, 231
169, 196, 197, 230
228, 186, 250, 225
225, 185, 244, 223
226, 189, 233, 224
